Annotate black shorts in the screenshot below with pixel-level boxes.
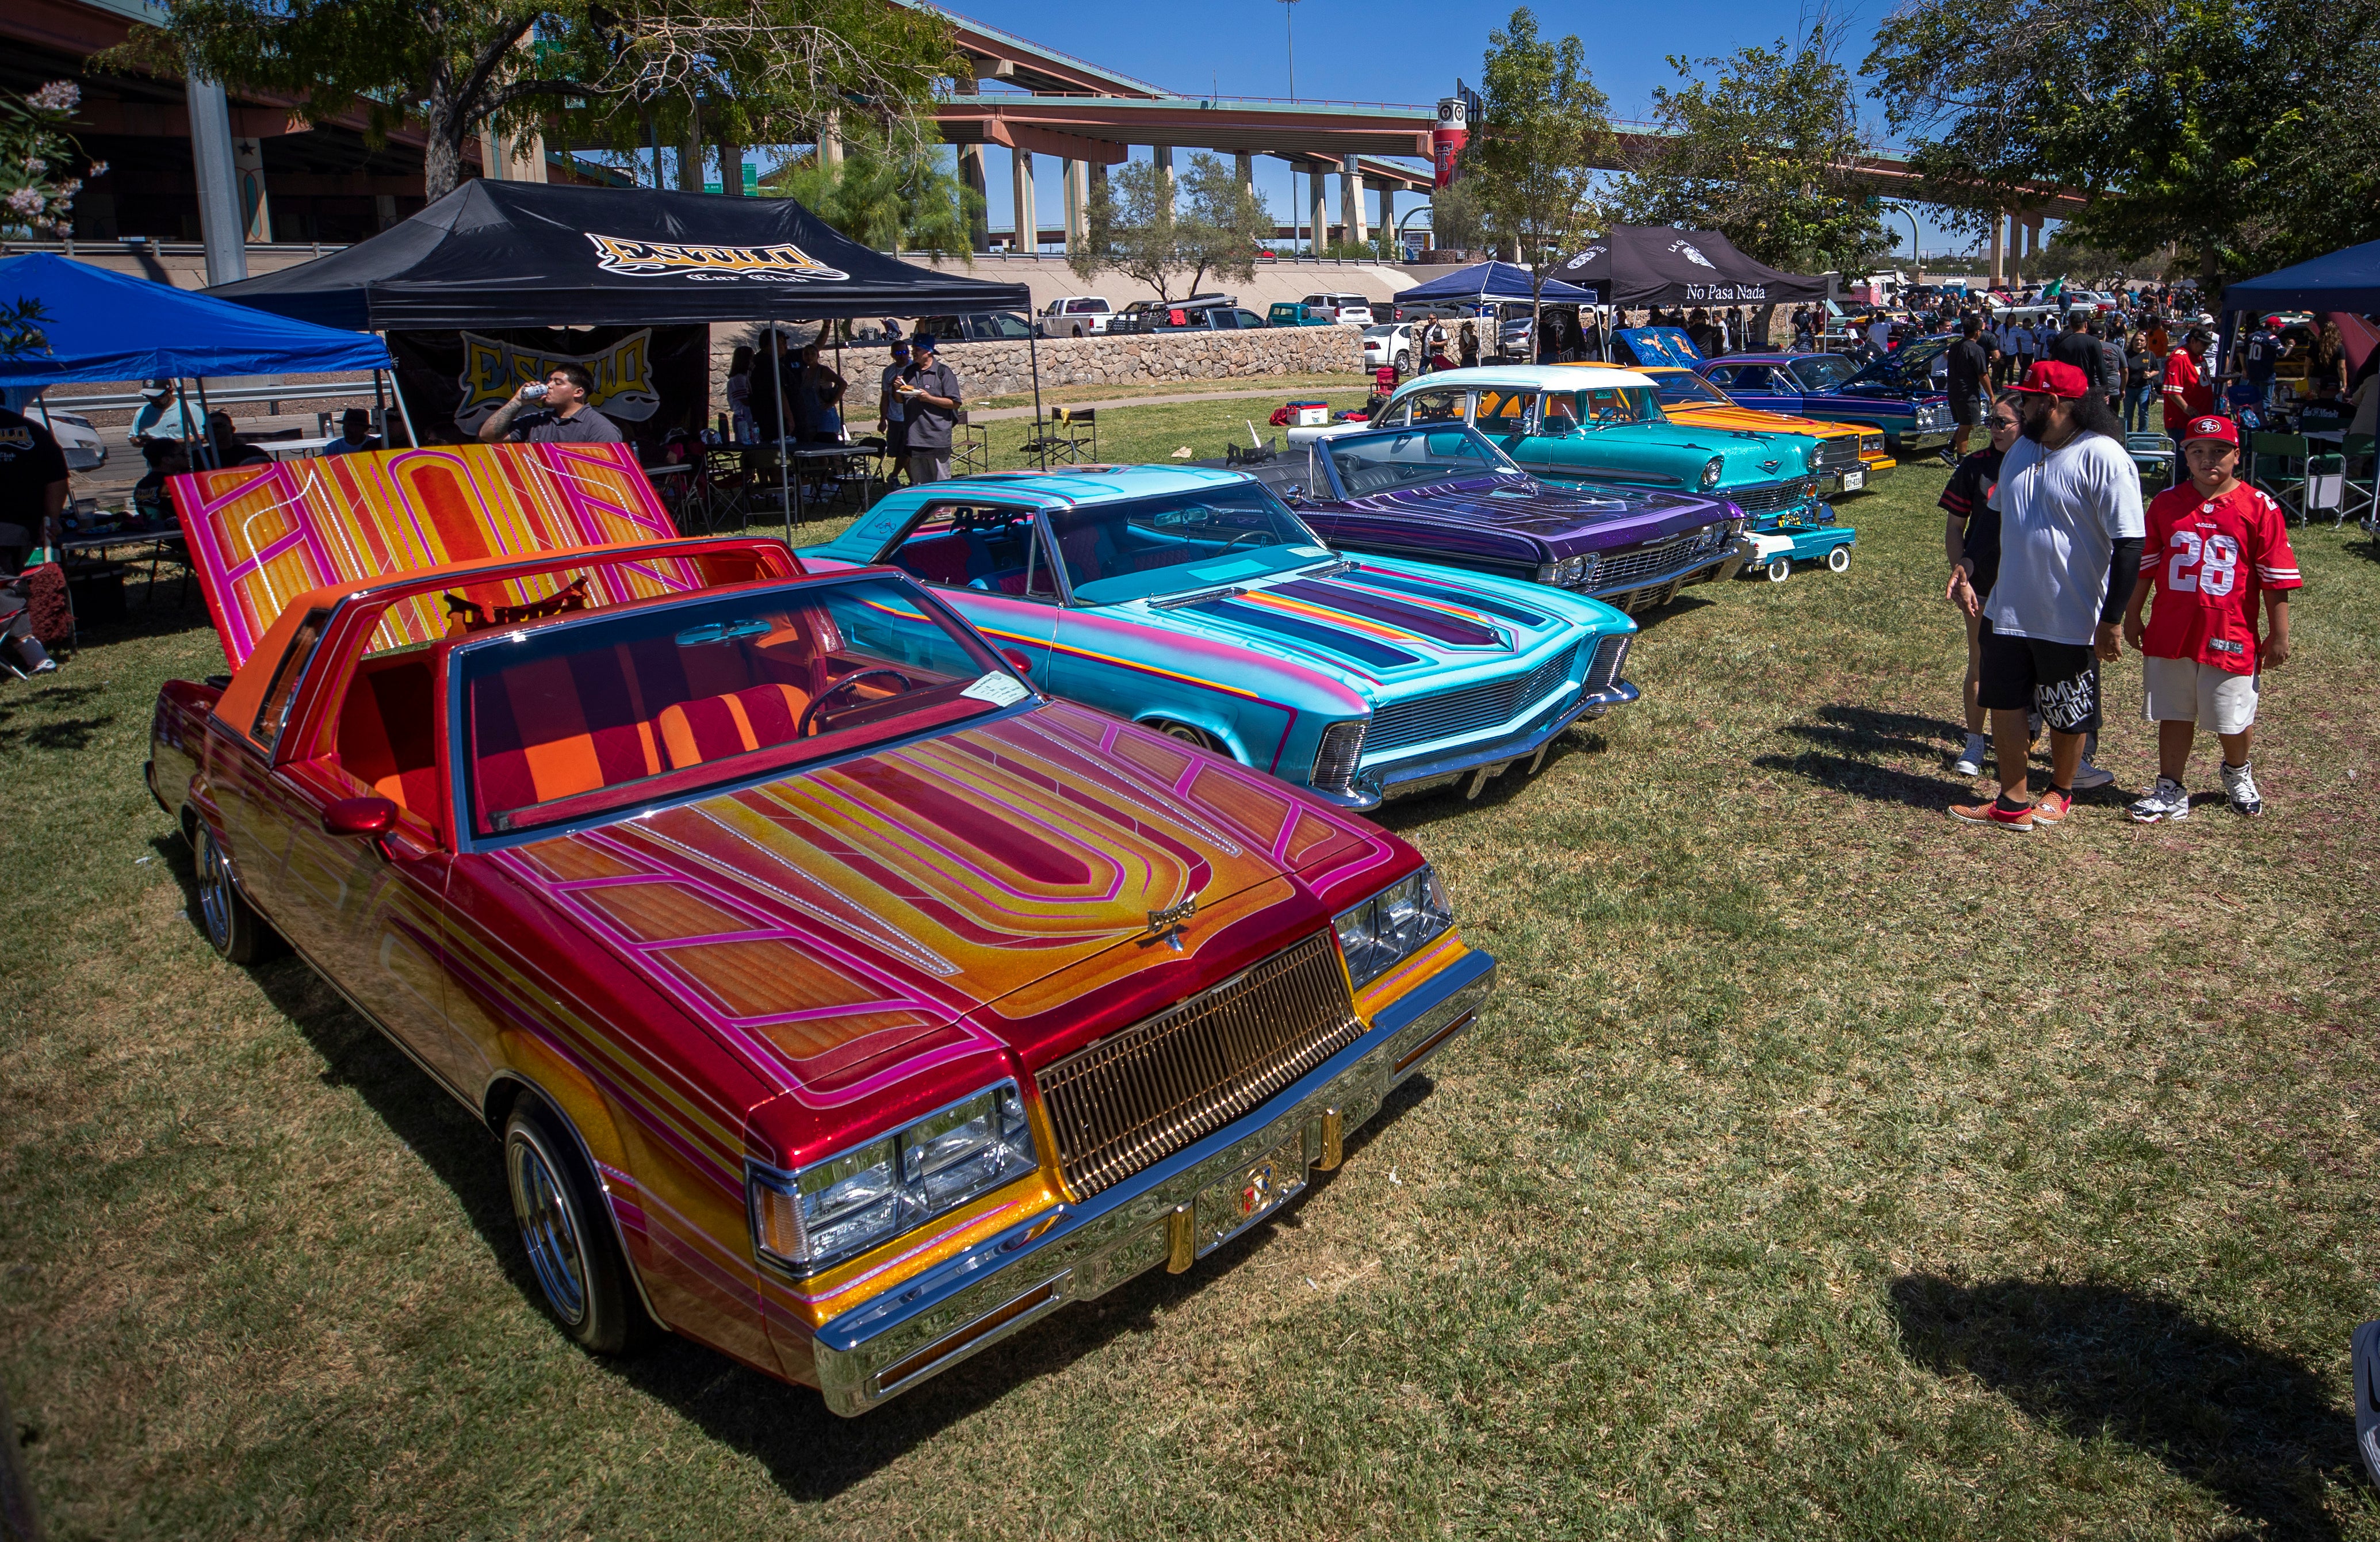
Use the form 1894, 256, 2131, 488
1950, 392, 1980, 426
1978, 621, 2102, 732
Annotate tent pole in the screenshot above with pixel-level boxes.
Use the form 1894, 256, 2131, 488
771, 326, 793, 540
194, 376, 215, 469
175, 377, 198, 446
1029, 331, 1046, 469
372, 370, 388, 442
385, 361, 420, 448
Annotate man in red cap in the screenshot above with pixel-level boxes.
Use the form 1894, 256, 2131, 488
2120, 414, 2298, 820
1950, 360, 2143, 831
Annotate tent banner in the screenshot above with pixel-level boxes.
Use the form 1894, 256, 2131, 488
391, 324, 711, 446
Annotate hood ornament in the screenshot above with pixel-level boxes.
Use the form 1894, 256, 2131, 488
1761, 459, 1781, 473
1145, 895, 1198, 951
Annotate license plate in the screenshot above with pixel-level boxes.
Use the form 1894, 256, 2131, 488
1840, 469, 1866, 491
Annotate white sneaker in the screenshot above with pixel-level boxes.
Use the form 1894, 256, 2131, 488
2128, 776, 2190, 823
2070, 759, 2117, 791
2221, 760, 2263, 816
1954, 734, 1989, 776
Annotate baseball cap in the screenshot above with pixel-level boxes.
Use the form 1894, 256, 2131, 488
913, 334, 939, 352
2182, 414, 2239, 447
2007, 361, 2092, 397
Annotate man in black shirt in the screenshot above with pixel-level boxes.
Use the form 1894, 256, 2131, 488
1945, 316, 1991, 460
2046, 312, 2099, 377
479, 363, 624, 445
0, 406, 68, 568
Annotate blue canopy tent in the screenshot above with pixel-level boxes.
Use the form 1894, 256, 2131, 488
2222, 239, 2380, 314
0, 251, 397, 460
1392, 260, 1601, 307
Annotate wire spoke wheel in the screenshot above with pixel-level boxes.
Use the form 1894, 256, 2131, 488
508, 1128, 590, 1329
197, 831, 235, 954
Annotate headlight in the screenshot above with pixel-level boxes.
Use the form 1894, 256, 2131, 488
748, 1082, 1039, 1275
1862, 433, 1885, 455
1724, 516, 1746, 538
1700, 457, 1724, 489
1574, 551, 1601, 586
1561, 554, 1589, 584
1333, 865, 1455, 990
1311, 718, 1368, 791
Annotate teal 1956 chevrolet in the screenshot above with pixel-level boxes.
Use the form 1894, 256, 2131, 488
801, 465, 1638, 809
1372, 365, 1830, 529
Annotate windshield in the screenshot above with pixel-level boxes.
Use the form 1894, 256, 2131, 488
1542, 384, 1667, 428
461, 576, 1017, 837
1326, 427, 1518, 495
1641, 371, 1734, 408
1790, 354, 1860, 391
1047, 485, 1331, 604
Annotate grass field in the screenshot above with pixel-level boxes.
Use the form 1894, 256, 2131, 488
6, 424, 2380, 1539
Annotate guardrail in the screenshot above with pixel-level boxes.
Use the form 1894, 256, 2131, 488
39, 380, 381, 414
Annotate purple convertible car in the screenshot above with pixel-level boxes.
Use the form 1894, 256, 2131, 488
1249, 423, 1747, 615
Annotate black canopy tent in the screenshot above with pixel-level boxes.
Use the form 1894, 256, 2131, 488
1555, 227, 1830, 313
208, 181, 1038, 526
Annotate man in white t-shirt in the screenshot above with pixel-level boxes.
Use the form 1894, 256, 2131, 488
1950, 359, 2144, 832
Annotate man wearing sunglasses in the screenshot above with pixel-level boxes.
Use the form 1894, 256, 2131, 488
1942, 397, 2023, 775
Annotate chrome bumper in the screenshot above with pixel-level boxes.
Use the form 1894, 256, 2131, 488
808, 947, 1498, 1416
1365, 679, 1635, 804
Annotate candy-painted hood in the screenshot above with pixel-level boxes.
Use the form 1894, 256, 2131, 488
483, 700, 1398, 1100
1311, 470, 1732, 558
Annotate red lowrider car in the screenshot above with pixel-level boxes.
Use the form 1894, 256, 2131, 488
147, 522, 1494, 1414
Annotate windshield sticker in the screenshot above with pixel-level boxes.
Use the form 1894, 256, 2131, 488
1288, 545, 1331, 557
960, 672, 1032, 706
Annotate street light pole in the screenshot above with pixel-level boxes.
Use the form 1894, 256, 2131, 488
1279, 0, 1301, 100
1881, 201, 1923, 285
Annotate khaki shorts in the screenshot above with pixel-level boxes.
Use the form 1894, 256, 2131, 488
2142, 655, 2258, 734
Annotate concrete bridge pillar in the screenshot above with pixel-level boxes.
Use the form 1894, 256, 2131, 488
958, 144, 989, 250
1235, 152, 1255, 205
1310, 164, 1330, 251
1341, 155, 1367, 246
1375, 182, 1392, 247
1988, 213, 2004, 289
1151, 144, 1175, 215
1011, 150, 1035, 252
1062, 158, 1090, 252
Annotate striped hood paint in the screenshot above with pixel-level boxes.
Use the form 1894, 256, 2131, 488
1115, 562, 1579, 684
490, 700, 1398, 1105
1311, 471, 1734, 563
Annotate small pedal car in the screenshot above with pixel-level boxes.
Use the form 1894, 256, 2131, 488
1736, 502, 1854, 583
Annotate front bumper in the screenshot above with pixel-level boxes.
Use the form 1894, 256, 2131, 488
808, 946, 1498, 1415
1369, 678, 1635, 802
1897, 425, 1956, 450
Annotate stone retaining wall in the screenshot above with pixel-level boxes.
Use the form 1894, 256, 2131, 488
717, 323, 1369, 418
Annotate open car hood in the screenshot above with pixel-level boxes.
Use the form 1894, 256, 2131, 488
1847, 335, 1952, 393
489, 701, 1385, 1100
166, 443, 684, 668
1336, 474, 1724, 546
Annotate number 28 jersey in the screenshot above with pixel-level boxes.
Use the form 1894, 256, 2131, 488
2140, 483, 2301, 673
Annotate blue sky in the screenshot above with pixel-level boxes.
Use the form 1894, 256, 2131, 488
943, 0, 1992, 262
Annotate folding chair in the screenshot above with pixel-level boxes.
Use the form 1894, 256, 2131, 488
2343, 433, 2378, 531
2125, 431, 2176, 491
951, 422, 990, 476
702, 447, 753, 530
1049, 405, 1097, 463
2249, 432, 2310, 522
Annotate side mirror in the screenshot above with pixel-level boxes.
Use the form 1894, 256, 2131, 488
1000, 648, 1035, 674
323, 796, 399, 839
1281, 484, 1307, 502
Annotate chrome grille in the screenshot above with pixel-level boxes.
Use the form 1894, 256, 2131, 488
1364, 641, 1581, 755
1583, 633, 1631, 694
1592, 525, 1728, 592
1811, 438, 1861, 472
1728, 480, 1810, 516
1038, 932, 1360, 1198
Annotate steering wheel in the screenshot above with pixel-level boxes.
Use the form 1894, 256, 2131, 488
1222, 528, 1280, 552
798, 668, 916, 737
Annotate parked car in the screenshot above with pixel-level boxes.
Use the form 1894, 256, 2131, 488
1109, 296, 1262, 333
1037, 296, 1114, 337
1256, 422, 1745, 615
149, 488, 1495, 1419
1696, 345, 1958, 457
1300, 293, 1376, 326
1268, 301, 1339, 328
1361, 323, 1417, 374
1558, 362, 1894, 495
1372, 365, 1830, 529
26, 404, 106, 471
916, 311, 1036, 342
802, 464, 1639, 807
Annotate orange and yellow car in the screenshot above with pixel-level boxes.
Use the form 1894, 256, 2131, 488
1558, 361, 1895, 496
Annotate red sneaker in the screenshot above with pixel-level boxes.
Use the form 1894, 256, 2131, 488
1951, 797, 2034, 832
2032, 790, 2072, 825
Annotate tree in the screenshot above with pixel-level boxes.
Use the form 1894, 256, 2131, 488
1466, 9, 1613, 324
1422, 173, 1487, 254
1609, 26, 1892, 277
109, 0, 956, 202
1866, 0, 2380, 293
771, 134, 981, 257
1070, 153, 1274, 305
1, 81, 104, 240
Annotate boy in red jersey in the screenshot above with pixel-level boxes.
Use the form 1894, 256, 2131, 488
2120, 414, 2298, 820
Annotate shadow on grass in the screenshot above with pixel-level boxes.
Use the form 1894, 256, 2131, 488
0, 680, 114, 753
1753, 749, 1969, 809
1889, 1274, 2354, 1539
151, 825, 1441, 1502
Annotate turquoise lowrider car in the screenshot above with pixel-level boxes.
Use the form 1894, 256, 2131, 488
1374, 365, 1830, 528
801, 465, 1638, 808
